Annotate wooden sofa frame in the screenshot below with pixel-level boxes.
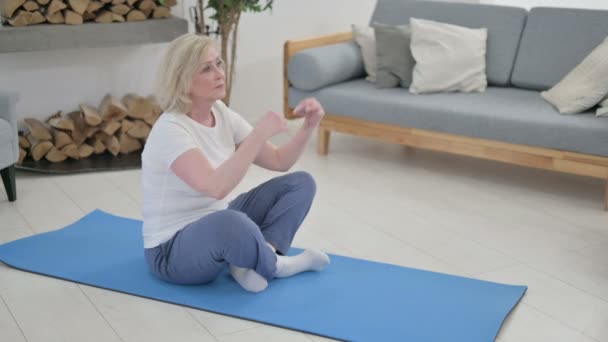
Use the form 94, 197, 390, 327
283, 32, 608, 210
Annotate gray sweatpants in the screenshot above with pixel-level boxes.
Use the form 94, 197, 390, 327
144, 171, 316, 284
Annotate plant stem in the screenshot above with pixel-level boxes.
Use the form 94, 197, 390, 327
227, 10, 241, 104
197, 0, 205, 34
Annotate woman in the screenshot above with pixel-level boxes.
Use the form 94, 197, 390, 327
141, 33, 330, 293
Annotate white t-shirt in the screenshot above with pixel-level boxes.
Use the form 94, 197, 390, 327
141, 100, 253, 248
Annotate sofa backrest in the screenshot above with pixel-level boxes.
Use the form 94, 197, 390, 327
510, 7, 608, 91
370, 0, 527, 87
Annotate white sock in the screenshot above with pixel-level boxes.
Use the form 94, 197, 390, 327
274, 249, 330, 278
229, 265, 268, 293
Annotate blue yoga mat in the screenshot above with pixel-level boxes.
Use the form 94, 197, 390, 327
0, 209, 526, 341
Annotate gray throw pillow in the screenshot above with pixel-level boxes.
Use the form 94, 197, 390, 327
352, 24, 377, 83
373, 23, 415, 88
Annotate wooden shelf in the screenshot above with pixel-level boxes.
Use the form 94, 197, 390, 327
0, 17, 188, 53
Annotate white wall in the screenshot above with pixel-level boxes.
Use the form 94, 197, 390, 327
480, 0, 608, 10
0, 0, 376, 128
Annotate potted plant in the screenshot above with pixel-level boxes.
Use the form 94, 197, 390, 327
194, 0, 274, 105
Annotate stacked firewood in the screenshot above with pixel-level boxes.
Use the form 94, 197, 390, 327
1, 0, 176, 27
18, 93, 162, 164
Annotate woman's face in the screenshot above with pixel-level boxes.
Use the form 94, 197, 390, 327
189, 47, 226, 102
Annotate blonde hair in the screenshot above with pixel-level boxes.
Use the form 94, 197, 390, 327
155, 33, 218, 114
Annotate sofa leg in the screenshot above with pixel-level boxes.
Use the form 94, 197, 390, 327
1, 164, 16, 202
318, 127, 330, 155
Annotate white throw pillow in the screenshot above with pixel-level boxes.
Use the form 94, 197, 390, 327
352, 24, 377, 83
409, 18, 488, 94
541, 36, 608, 114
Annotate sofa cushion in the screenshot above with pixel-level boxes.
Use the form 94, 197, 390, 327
289, 80, 608, 157
370, 0, 527, 86
511, 7, 608, 91
287, 42, 365, 91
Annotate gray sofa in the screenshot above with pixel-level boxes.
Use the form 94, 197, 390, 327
284, 0, 608, 209
0, 92, 19, 202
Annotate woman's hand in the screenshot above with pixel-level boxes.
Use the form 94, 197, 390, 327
253, 111, 289, 140
293, 98, 325, 129
252, 98, 324, 172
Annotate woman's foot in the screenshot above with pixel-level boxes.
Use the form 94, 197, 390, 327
274, 249, 330, 278
229, 266, 268, 293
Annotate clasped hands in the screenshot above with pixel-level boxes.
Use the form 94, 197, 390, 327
253, 98, 325, 139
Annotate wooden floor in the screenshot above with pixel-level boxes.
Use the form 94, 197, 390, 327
1, 127, 607, 342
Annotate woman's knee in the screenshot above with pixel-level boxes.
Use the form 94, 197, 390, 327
290, 171, 317, 196
213, 210, 261, 241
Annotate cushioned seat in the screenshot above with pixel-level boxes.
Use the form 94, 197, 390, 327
284, 1, 608, 209
0, 92, 19, 202
290, 79, 608, 157
0, 120, 15, 165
